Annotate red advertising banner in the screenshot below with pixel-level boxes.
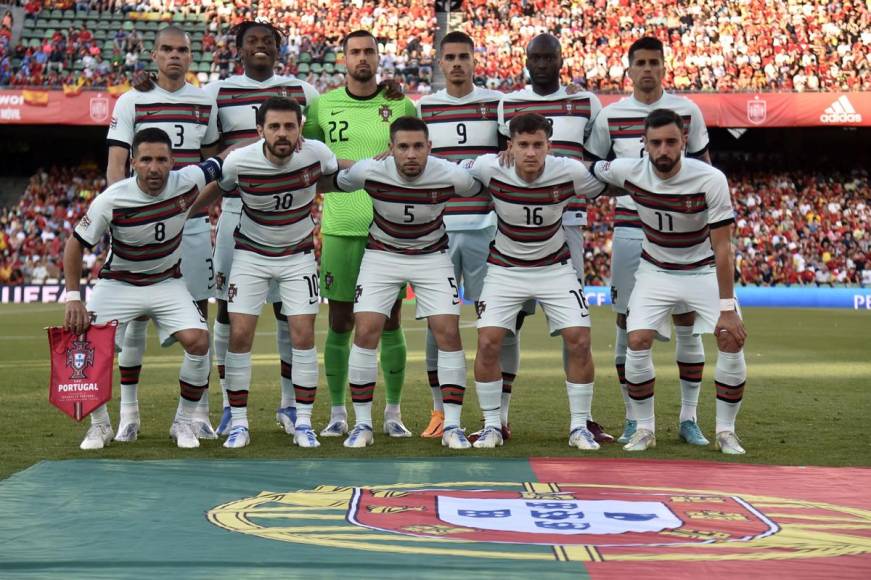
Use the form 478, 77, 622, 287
0, 89, 868, 128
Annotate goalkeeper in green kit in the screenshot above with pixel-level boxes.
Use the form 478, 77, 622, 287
303, 30, 418, 438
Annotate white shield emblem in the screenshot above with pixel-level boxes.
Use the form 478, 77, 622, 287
90, 97, 109, 122
747, 97, 767, 125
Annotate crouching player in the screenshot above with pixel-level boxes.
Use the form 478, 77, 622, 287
468, 113, 606, 450
63, 128, 227, 450
590, 109, 747, 454
335, 116, 483, 450
191, 96, 345, 449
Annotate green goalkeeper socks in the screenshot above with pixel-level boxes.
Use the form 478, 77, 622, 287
380, 328, 407, 405
324, 329, 352, 407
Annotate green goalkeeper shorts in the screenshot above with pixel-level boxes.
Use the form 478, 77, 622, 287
320, 234, 406, 303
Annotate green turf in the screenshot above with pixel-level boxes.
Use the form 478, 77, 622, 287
1, 303, 869, 479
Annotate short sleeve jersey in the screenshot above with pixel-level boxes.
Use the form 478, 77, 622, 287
303, 87, 418, 237
336, 156, 481, 254
74, 164, 217, 285
585, 92, 709, 227
202, 74, 319, 212
219, 139, 338, 256
107, 83, 219, 225
498, 86, 602, 226
417, 86, 502, 231
470, 154, 605, 268
592, 157, 733, 272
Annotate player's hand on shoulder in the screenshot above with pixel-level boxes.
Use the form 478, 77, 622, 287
497, 149, 515, 168
566, 82, 584, 95
715, 311, 747, 349
64, 300, 91, 335
132, 70, 156, 92
379, 78, 405, 100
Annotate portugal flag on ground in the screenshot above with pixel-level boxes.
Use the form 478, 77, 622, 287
1, 458, 869, 578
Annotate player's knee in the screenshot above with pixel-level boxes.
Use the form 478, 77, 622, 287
328, 302, 354, 333
627, 332, 654, 351
564, 331, 592, 359
229, 327, 254, 352
185, 330, 210, 356
717, 331, 742, 353
476, 331, 503, 361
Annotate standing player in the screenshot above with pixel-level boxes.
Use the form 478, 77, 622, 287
64, 128, 226, 450
191, 97, 342, 449
468, 113, 606, 450
334, 117, 482, 449
202, 21, 319, 437
497, 33, 610, 442
585, 37, 713, 446
415, 31, 510, 439
303, 30, 418, 438
106, 25, 220, 442
591, 109, 747, 454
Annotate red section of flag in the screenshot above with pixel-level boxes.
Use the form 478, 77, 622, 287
47, 322, 117, 421
530, 458, 871, 579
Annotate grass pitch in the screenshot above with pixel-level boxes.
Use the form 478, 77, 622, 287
1, 303, 869, 479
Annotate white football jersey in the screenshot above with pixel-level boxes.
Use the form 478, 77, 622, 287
498, 86, 602, 226
202, 74, 319, 212
592, 157, 734, 272
469, 154, 605, 267
219, 139, 338, 257
74, 163, 219, 285
107, 83, 219, 228
418, 86, 502, 231
585, 92, 709, 226
336, 156, 482, 254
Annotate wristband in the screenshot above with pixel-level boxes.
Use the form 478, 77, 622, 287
65, 290, 81, 302
719, 298, 735, 312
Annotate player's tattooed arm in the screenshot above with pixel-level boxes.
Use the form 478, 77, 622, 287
379, 78, 405, 100
189, 181, 223, 216
711, 224, 746, 348
62, 236, 90, 334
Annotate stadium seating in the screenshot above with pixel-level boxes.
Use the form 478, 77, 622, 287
4, 0, 867, 91
2, 163, 868, 287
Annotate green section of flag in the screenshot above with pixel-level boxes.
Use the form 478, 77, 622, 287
0, 459, 589, 579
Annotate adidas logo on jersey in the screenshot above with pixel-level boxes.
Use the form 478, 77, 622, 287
820, 96, 862, 124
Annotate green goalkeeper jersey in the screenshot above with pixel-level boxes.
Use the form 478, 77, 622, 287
303, 87, 418, 236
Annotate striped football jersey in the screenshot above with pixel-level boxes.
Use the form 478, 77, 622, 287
585, 92, 709, 228
336, 156, 482, 254
202, 74, 318, 212
74, 162, 220, 285
469, 154, 605, 267
592, 157, 733, 272
498, 86, 602, 226
417, 87, 502, 231
218, 139, 338, 257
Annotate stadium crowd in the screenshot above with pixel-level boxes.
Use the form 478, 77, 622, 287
3, 163, 869, 287
2, 0, 869, 92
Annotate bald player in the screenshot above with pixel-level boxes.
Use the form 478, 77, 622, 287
497, 33, 611, 443
106, 24, 220, 442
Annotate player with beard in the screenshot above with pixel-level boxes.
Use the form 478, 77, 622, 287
202, 21, 319, 439
590, 109, 747, 454
415, 31, 507, 439
333, 117, 482, 450
105, 25, 220, 443
303, 30, 418, 440
190, 97, 347, 449
585, 37, 713, 447
496, 33, 611, 443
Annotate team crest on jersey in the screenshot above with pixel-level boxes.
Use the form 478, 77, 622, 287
552, 187, 562, 201
475, 300, 486, 319
177, 196, 187, 211
302, 169, 311, 185
378, 105, 392, 122
279, 87, 289, 98
324, 272, 334, 289
479, 103, 489, 119
354, 284, 363, 303
79, 215, 91, 229
228, 283, 238, 303
66, 336, 95, 380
